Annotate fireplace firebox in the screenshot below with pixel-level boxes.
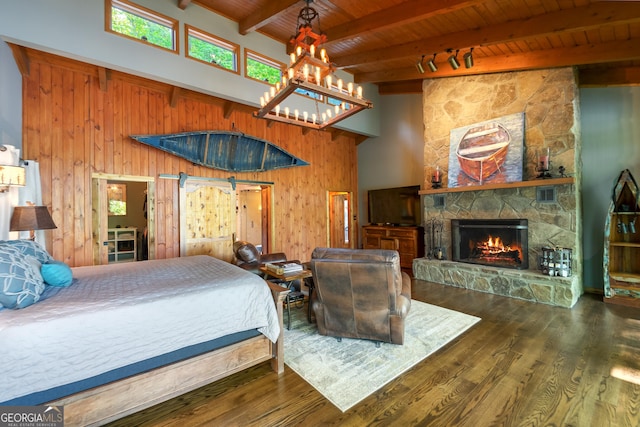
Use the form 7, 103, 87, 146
451, 219, 528, 270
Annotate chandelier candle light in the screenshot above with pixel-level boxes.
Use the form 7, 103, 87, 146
254, 1, 372, 130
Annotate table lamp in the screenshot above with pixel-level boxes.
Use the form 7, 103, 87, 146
10, 205, 57, 241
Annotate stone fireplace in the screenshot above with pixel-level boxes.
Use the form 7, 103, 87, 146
451, 219, 528, 270
413, 67, 583, 308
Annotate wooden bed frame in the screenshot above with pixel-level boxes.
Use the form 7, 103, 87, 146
49, 281, 289, 426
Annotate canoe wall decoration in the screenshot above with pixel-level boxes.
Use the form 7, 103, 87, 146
447, 112, 524, 187
130, 131, 309, 173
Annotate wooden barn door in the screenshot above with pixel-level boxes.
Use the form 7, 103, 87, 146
179, 179, 236, 261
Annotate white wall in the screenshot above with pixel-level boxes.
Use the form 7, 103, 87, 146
357, 93, 423, 231
580, 87, 640, 291
0, 41, 22, 151
0, 0, 380, 137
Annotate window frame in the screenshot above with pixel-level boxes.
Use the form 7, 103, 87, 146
105, 0, 179, 54
185, 25, 240, 75
244, 49, 285, 86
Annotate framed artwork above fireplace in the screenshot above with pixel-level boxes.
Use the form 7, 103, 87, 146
448, 112, 524, 188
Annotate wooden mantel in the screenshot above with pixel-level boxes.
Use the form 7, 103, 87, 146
419, 177, 574, 195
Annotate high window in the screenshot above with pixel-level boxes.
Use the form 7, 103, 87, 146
186, 25, 239, 74
106, 0, 178, 52
245, 50, 283, 85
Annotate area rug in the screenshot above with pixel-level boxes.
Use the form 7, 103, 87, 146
283, 300, 480, 412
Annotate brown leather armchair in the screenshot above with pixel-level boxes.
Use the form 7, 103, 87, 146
309, 247, 411, 345
232, 240, 288, 274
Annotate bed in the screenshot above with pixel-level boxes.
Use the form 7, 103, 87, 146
0, 242, 288, 426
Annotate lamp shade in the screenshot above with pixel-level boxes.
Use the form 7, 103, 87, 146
10, 206, 57, 232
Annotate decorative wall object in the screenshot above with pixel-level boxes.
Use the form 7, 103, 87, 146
447, 112, 524, 187
130, 131, 309, 172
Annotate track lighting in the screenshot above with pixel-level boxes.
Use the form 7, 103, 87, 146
427, 53, 437, 72
416, 55, 425, 74
464, 48, 474, 69
448, 49, 460, 70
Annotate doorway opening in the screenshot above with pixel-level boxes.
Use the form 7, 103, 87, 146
92, 174, 155, 265
235, 183, 273, 254
328, 191, 353, 249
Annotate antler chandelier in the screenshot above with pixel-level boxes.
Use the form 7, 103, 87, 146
254, 1, 372, 130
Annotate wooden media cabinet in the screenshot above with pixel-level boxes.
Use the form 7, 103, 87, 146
362, 225, 424, 276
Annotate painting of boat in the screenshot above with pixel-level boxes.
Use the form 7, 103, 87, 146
130, 131, 309, 173
456, 122, 511, 184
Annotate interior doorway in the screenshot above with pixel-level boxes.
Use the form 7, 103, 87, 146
328, 191, 353, 249
235, 183, 273, 254
91, 174, 155, 265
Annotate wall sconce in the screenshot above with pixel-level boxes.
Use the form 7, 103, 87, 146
0, 165, 26, 192
10, 205, 57, 241
427, 54, 438, 72
416, 55, 426, 74
464, 48, 474, 69
448, 50, 460, 70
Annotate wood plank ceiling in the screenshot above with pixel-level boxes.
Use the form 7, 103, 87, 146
180, 0, 640, 93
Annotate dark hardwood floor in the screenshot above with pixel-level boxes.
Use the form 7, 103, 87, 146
109, 280, 640, 427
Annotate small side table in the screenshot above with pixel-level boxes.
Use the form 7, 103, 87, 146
259, 267, 313, 330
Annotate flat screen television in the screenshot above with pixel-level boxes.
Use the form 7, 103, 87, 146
367, 185, 422, 226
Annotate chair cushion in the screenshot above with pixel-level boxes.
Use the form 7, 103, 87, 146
233, 241, 260, 264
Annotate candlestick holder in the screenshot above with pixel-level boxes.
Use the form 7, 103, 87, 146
535, 147, 552, 179
431, 166, 442, 189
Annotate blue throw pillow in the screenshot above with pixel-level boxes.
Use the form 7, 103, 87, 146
0, 249, 46, 309
0, 240, 53, 264
41, 261, 73, 287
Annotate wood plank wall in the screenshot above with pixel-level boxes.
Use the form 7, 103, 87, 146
15, 45, 359, 267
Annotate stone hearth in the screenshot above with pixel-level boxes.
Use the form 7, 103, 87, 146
413, 258, 580, 308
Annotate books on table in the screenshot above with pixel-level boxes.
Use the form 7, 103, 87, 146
264, 262, 303, 275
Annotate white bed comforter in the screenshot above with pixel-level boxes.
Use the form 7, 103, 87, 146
0, 255, 280, 403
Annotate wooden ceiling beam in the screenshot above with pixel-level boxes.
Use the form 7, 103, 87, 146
238, 0, 299, 35
356, 38, 640, 83
354, 134, 369, 145
334, 2, 640, 69
579, 66, 640, 87
98, 67, 109, 92
325, 0, 483, 45
222, 100, 235, 119
170, 86, 181, 108
378, 80, 423, 95
8, 44, 30, 76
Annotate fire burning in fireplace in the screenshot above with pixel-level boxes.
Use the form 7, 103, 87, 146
452, 219, 529, 270
471, 235, 523, 264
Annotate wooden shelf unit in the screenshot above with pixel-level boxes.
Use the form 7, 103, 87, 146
108, 227, 137, 263
362, 225, 424, 276
419, 177, 574, 195
604, 169, 640, 307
